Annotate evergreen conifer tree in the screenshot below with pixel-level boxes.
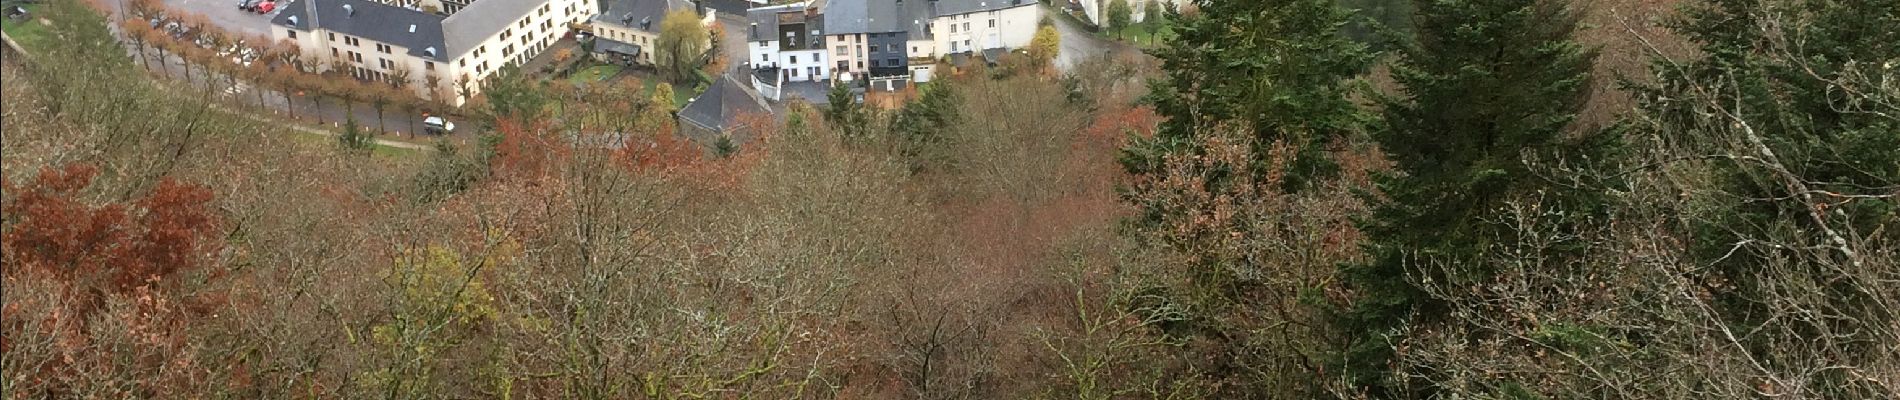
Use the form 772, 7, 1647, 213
1121, 0, 1373, 196
1634, 0, 1898, 394
1341, 0, 1615, 394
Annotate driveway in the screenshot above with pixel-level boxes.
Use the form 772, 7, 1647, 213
1047, 5, 1126, 73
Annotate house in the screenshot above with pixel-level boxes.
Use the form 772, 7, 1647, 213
747, 0, 1041, 90
590, 0, 692, 66
677, 74, 774, 148
272, 0, 592, 106
747, 2, 829, 83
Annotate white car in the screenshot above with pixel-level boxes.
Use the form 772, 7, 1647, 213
423, 116, 455, 135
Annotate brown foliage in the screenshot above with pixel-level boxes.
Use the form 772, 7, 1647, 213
1, 164, 222, 293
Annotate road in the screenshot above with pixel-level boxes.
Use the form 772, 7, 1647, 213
100, 0, 278, 38
1047, 4, 1129, 73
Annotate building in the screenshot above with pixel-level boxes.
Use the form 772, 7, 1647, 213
747, 0, 1041, 89
677, 74, 774, 148
747, 2, 829, 83
590, 0, 690, 66
271, 0, 591, 106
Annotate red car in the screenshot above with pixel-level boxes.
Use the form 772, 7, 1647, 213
253, 1, 274, 13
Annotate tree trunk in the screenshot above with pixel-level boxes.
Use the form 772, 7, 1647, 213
284, 88, 297, 121
375, 106, 387, 134
311, 96, 325, 124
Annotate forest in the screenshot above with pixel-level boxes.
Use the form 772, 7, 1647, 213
1, 0, 1895, 398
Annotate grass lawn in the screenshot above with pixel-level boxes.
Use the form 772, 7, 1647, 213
642, 78, 696, 109
568, 64, 623, 84
1114, 20, 1174, 48
1, 4, 48, 50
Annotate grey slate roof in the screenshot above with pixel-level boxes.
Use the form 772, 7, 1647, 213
822, 0, 1025, 36
819, 0, 867, 33
594, 0, 682, 34
899, 0, 933, 40
746, 7, 779, 41
442, 0, 546, 59
931, 0, 1033, 16
678, 74, 773, 135
272, 0, 449, 61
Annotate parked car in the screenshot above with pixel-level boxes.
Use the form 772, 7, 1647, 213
253, 1, 274, 13
237, 0, 258, 11
423, 116, 455, 135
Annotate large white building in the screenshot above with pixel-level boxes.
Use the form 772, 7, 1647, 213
271, 0, 592, 106
746, 0, 1040, 90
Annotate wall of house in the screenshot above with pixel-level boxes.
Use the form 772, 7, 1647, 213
272, 27, 445, 101
445, 0, 588, 104
751, 38, 780, 66
931, 4, 1039, 54
826, 33, 868, 78
777, 48, 827, 81
595, 23, 661, 65
865, 31, 907, 71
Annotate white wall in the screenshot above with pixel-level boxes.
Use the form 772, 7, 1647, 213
777, 49, 827, 82
930, 5, 1039, 55
444, 0, 588, 104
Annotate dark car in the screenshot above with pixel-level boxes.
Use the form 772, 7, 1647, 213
238, 0, 258, 11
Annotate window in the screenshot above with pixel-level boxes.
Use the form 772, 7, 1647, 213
758, 41, 767, 47
790, 68, 798, 77
761, 54, 769, 62
287, 30, 297, 39
870, 59, 879, 68
344, 36, 359, 46
911, 46, 918, 53
502, 45, 513, 57
888, 58, 899, 66
836, 45, 847, 55
989, 19, 996, 28
459, 59, 466, 67
376, 44, 391, 53
950, 24, 957, 33
962, 22, 970, 31
425, 61, 435, 71
331, 47, 339, 57
501, 29, 512, 40
790, 55, 798, 64
963, 39, 970, 49
379, 58, 393, 69
950, 41, 958, 52
328, 32, 335, 41
350, 52, 362, 62
887, 44, 897, 52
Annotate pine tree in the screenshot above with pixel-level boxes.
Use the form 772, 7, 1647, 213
888, 81, 961, 172
1341, 0, 1612, 394
824, 82, 869, 139
1121, 0, 1373, 196
1635, 0, 1898, 394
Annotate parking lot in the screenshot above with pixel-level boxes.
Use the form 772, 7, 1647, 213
150, 0, 279, 38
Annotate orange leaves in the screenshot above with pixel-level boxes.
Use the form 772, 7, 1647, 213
492, 117, 570, 182
1, 164, 222, 293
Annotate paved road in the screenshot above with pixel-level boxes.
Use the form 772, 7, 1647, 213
99, 0, 278, 38
124, 40, 445, 143
1047, 4, 1127, 73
